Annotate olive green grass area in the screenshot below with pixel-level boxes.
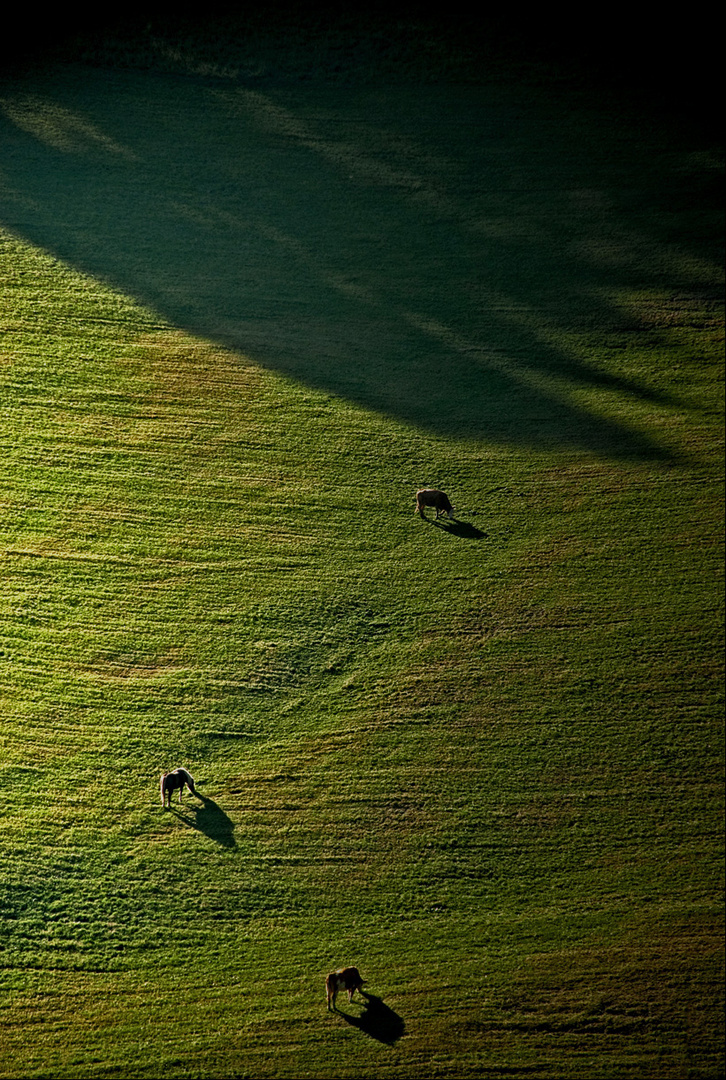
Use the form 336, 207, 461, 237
0, 36, 724, 1080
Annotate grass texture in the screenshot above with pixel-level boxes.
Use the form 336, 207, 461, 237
0, 21, 723, 1079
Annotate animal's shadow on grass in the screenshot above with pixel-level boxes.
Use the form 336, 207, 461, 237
431, 518, 486, 540
337, 993, 405, 1046
169, 795, 236, 848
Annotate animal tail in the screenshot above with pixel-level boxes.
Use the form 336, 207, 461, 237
160, 773, 167, 804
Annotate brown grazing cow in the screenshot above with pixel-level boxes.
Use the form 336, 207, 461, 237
160, 768, 197, 807
326, 967, 366, 1010
415, 488, 454, 519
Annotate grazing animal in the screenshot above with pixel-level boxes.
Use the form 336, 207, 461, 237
326, 967, 366, 1010
160, 768, 197, 807
415, 488, 454, 519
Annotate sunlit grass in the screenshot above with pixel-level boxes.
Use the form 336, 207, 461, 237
0, 34, 723, 1079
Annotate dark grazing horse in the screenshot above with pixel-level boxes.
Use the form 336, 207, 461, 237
160, 768, 197, 807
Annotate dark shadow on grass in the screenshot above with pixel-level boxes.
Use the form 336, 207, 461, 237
0, 48, 717, 461
336, 993, 405, 1045
168, 795, 236, 848
431, 518, 486, 540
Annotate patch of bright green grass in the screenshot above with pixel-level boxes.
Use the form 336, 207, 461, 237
0, 44, 723, 1080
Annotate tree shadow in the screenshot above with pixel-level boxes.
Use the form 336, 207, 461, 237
336, 993, 405, 1045
169, 795, 236, 848
0, 61, 715, 461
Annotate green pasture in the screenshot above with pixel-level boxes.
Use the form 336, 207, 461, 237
0, 19, 723, 1079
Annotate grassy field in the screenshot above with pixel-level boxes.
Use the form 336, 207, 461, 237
0, 14, 723, 1079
